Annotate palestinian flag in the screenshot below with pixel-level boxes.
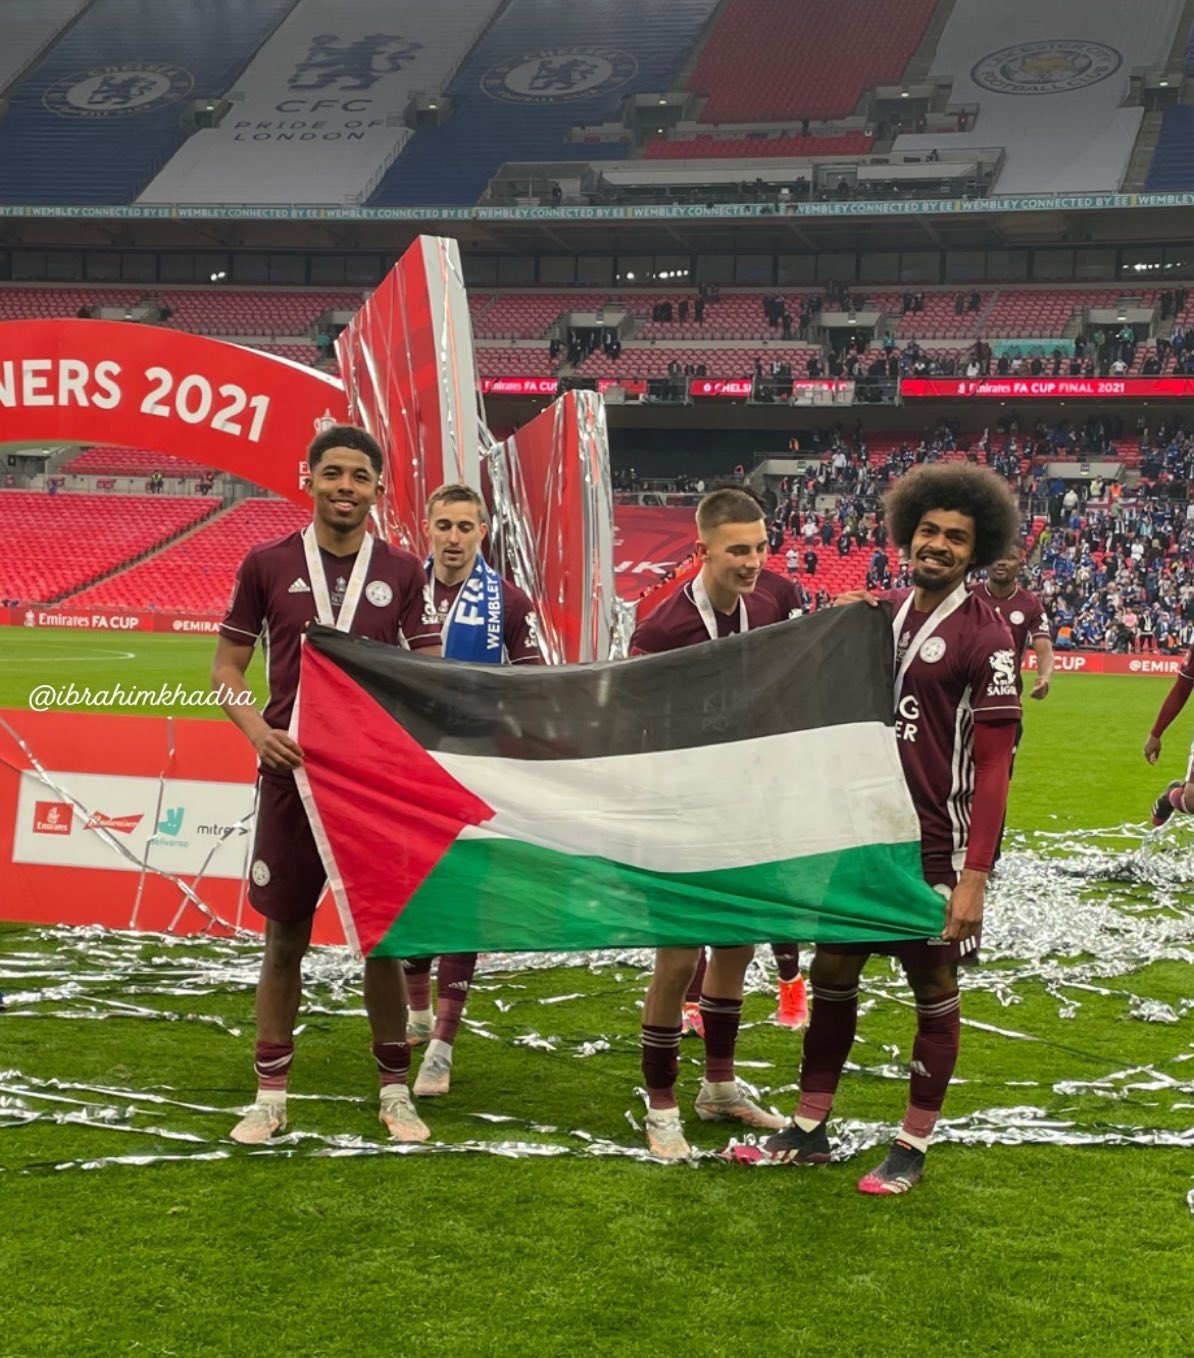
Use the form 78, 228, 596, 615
293, 606, 945, 958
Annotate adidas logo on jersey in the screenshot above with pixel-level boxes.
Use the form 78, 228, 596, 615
288, 578, 312, 594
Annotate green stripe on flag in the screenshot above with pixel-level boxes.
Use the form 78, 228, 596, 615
371, 833, 945, 957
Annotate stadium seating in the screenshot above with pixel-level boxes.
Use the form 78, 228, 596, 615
0, 0, 296, 203
577, 344, 821, 379
0, 287, 144, 320
368, 0, 721, 206
70, 499, 309, 613
473, 294, 607, 340
689, 0, 938, 122
644, 134, 874, 159
251, 342, 323, 368
885, 292, 994, 340
474, 346, 557, 377
0, 286, 359, 338
976, 286, 1163, 344
765, 539, 901, 596
633, 292, 813, 341
137, 4, 504, 207
0, 492, 219, 602
1145, 107, 1194, 191
61, 448, 214, 479
4, 283, 1193, 387
157, 290, 358, 337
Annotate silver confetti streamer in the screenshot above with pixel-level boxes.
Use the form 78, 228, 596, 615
5, 821, 1194, 1201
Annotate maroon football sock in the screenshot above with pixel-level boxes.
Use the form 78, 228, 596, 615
699, 994, 742, 1084
642, 1023, 682, 1110
903, 989, 960, 1140
771, 943, 801, 982
401, 956, 433, 1011
796, 981, 859, 1122
433, 952, 478, 1045
684, 949, 707, 1004
254, 1040, 294, 1093
373, 1040, 411, 1087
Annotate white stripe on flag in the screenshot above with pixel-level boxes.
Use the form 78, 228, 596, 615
433, 721, 920, 874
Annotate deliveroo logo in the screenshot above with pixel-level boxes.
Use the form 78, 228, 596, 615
158, 807, 185, 837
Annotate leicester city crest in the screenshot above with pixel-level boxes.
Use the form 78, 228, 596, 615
44, 63, 194, 118
482, 47, 637, 103
970, 40, 1122, 96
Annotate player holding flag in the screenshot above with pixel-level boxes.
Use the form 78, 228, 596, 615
762, 465, 1021, 1193
401, 483, 543, 1098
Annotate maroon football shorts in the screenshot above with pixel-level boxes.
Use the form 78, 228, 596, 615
247, 770, 326, 923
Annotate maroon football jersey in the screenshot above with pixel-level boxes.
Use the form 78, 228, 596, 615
753, 567, 805, 616
968, 580, 1049, 666
631, 571, 794, 654
220, 529, 431, 729
405, 575, 544, 664
883, 587, 1022, 874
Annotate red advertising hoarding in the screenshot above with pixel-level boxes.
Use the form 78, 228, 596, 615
1, 606, 222, 633
479, 377, 648, 398
689, 377, 753, 398
902, 377, 1194, 400
0, 708, 346, 942
1022, 651, 1184, 675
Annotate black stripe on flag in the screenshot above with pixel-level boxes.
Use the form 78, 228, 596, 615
305, 601, 895, 760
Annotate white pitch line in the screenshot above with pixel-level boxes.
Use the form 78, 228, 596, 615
0, 650, 138, 663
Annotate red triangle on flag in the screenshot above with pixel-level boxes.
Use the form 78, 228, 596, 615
296, 643, 494, 955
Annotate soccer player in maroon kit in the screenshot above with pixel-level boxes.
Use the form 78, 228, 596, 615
401, 483, 543, 1098
213, 425, 439, 1145
762, 464, 1022, 1193
1145, 643, 1194, 823
631, 489, 801, 1159
971, 544, 1053, 857
971, 545, 1054, 705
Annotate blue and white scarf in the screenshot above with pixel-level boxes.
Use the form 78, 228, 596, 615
428, 553, 505, 663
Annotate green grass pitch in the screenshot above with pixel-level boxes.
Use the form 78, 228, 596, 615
3, 632, 1194, 1356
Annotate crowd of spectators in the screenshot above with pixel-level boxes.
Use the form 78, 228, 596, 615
621, 412, 1194, 648
1029, 488, 1194, 653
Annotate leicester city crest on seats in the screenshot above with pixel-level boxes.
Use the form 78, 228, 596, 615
43, 63, 194, 118
482, 48, 637, 103
970, 40, 1122, 96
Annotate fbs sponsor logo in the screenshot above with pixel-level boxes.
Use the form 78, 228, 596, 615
44, 64, 194, 118
482, 47, 637, 104
85, 811, 144, 834
971, 40, 1122, 96
33, 801, 74, 835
